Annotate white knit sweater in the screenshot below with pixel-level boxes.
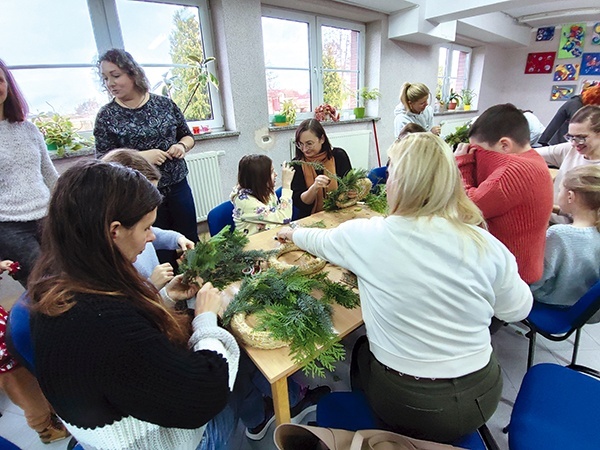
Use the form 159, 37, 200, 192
0, 120, 58, 222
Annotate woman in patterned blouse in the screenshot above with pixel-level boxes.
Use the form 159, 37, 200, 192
94, 49, 198, 266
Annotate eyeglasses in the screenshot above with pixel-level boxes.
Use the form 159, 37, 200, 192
564, 134, 587, 145
295, 141, 316, 150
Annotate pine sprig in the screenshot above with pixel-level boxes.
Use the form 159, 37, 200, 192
223, 267, 357, 376
179, 226, 274, 289
323, 168, 370, 212
363, 183, 388, 215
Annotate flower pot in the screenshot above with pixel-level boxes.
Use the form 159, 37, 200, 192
463, 104, 471, 111
273, 114, 287, 124
353, 107, 365, 119
448, 102, 457, 111
46, 143, 58, 151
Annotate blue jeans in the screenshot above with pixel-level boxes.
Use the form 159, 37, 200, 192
155, 179, 199, 266
0, 220, 43, 288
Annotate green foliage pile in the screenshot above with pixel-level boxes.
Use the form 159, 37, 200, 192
223, 267, 360, 377
322, 168, 369, 211
178, 227, 272, 289
444, 123, 471, 150
363, 184, 388, 215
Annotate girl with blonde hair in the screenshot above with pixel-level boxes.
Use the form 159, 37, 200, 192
530, 165, 600, 321
393, 82, 441, 138
276, 133, 531, 442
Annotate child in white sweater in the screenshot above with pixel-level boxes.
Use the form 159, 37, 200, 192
231, 154, 294, 236
530, 165, 600, 322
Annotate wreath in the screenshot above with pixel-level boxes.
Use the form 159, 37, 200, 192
268, 242, 327, 275
223, 267, 360, 377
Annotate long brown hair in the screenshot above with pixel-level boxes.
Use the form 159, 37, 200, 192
0, 59, 28, 123
28, 160, 190, 346
237, 154, 274, 204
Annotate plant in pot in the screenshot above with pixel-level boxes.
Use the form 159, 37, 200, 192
33, 111, 94, 157
461, 89, 476, 111
354, 87, 380, 119
446, 89, 461, 111
282, 99, 297, 125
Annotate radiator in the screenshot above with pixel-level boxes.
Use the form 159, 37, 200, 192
185, 150, 225, 222
290, 130, 371, 170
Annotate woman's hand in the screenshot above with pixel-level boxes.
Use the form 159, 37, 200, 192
177, 236, 195, 251
141, 149, 172, 166
430, 126, 441, 136
0, 260, 13, 273
150, 263, 174, 290
281, 162, 295, 189
276, 226, 295, 244
166, 274, 199, 301
312, 174, 331, 191
194, 282, 223, 316
167, 143, 186, 159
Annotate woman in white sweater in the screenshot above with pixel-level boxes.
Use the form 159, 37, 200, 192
277, 133, 532, 442
0, 59, 58, 287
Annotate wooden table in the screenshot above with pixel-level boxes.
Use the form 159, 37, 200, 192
236, 204, 381, 425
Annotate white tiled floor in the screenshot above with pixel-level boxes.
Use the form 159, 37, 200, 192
1, 322, 599, 450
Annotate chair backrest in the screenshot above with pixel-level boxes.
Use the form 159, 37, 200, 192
564, 279, 600, 330
367, 167, 387, 193
207, 200, 235, 236
509, 363, 600, 450
275, 186, 300, 222
5, 292, 36, 375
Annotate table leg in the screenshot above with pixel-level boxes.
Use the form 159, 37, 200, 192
272, 377, 291, 425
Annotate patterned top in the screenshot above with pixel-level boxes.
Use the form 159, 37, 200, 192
0, 305, 18, 373
94, 94, 193, 189
230, 187, 293, 236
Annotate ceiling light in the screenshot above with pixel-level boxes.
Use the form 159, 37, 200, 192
516, 8, 600, 25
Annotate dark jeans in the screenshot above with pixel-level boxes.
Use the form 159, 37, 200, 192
155, 179, 199, 267
354, 336, 502, 443
0, 220, 43, 288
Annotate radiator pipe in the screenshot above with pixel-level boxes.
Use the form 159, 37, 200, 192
372, 119, 381, 167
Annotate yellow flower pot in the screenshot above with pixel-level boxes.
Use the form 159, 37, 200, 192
464, 104, 471, 111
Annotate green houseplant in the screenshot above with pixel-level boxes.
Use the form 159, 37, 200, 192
354, 87, 380, 119
446, 89, 461, 110
461, 89, 476, 111
33, 112, 94, 157
281, 99, 297, 125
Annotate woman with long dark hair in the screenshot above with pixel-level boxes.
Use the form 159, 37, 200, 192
0, 59, 58, 287
291, 119, 352, 219
28, 160, 239, 450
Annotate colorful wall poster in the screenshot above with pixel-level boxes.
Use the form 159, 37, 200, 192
581, 53, 600, 76
557, 23, 585, 59
592, 23, 600, 45
525, 52, 555, 74
536, 27, 555, 41
551, 85, 576, 101
553, 63, 580, 81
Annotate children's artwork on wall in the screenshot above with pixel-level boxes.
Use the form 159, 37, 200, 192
557, 23, 585, 59
592, 23, 600, 45
525, 52, 555, 74
554, 63, 580, 81
581, 53, 600, 75
551, 85, 576, 101
536, 27, 555, 41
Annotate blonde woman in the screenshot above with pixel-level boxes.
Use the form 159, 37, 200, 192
393, 82, 441, 138
530, 165, 600, 322
277, 133, 532, 442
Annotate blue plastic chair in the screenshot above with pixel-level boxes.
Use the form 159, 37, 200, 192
523, 279, 600, 368
5, 293, 36, 376
207, 201, 235, 236
275, 187, 300, 221
316, 391, 495, 450
367, 167, 387, 193
508, 363, 600, 450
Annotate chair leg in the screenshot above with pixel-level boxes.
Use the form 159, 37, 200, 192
572, 328, 582, 365
527, 330, 537, 369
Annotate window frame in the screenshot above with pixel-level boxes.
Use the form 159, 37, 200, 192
262, 7, 366, 120
8, 0, 223, 130
437, 43, 472, 104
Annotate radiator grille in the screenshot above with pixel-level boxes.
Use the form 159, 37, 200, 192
185, 151, 225, 222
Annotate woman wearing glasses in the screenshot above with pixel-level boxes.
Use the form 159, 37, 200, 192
536, 105, 600, 223
291, 119, 352, 219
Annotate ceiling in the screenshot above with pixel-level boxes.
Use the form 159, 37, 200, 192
331, 0, 600, 47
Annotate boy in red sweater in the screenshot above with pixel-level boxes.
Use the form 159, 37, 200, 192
455, 104, 553, 284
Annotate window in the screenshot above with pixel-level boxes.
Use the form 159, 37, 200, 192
261, 8, 365, 119
436, 44, 472, 104
2, 0, 221, 132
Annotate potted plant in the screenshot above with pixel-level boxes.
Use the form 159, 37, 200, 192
461, 89, 476, 111
446, 89, 461, 111
281, 99, 297, 125
33, 112, 94, 157
354, 87, 380, 119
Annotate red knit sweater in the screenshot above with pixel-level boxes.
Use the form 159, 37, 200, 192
457, 147, 553, 284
